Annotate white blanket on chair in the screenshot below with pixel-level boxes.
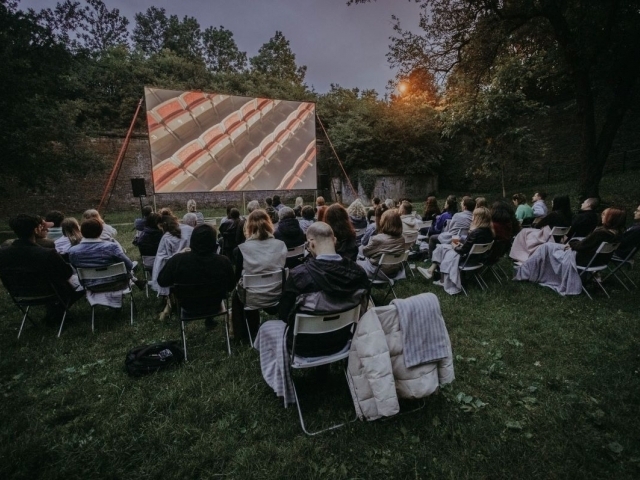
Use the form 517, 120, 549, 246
254, 320, 295, 406
432, 244, 462, 295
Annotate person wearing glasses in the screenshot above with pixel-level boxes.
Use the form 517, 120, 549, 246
615, 204, 640, 259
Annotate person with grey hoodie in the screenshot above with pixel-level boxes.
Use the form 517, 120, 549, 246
446, 197, 476, 235
399, 201, 419, 234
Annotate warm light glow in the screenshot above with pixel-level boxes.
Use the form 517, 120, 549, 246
398, 82, 408, 93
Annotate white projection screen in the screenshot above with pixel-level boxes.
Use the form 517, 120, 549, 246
145, 87, 317, 193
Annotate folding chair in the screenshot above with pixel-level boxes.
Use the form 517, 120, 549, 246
289, 304, 361, 435
416, 220, 432, 243
76, 262, 135, 332
141, 255, 155, 298
603, 247, 638, 290
576, 242, 620, 300
286, 244, 305, 269
242, 268, 288, 347
172, 284, 231, 360
458, 241, 494, 296
402, 231, 419, 277
548, 226, 570, 243
479, 240, 510, 285
369, 252, 409, 305
0, 268, 74, 338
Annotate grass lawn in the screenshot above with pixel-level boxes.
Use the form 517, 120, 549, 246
1, 171, 639, 479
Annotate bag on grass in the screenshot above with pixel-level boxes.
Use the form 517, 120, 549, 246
125, 341, 185, 377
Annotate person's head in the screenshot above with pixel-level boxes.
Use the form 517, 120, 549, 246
302, 205, 315, 221
384, 198, 395, 209
272, 195, 281, 207
445, 195, 458, 213
294, 197, 304, 208
581, 197, 599, 211
533, 191, 547, 202
491, 200, 516, 224
80, 219, 103, 239
160, 215, 181, 238
316, 196, 325, 207
189, 224, 218, 255
399, 201, 413, 216
145, 213, 162, 229
8, 214, 42, 240
551, 195, 571, 219
462, 196, 476, 212
265, 197, 273, 207
379, 209, 403, 237
45, 210, 64, 228
374, 204, 389, 230
635, 204, 640, 223
229, 208, 241, 221
601, 207, 627, 231
247, 200, 260, 213
61, 217, 82, 245
159, 207, 173, 217
471, 207, 492, 230
347, 199, 367, 218
244, 210, 274, 240
35, 217, 52, 239
305, 222, 336, 257
141, 205, 154, 218
278, 207, 295, 221
475, 197, 487, 208
372, 197, 381, 206
182, 212, 198, 227
82, 209, 104, 224
226, 205, 237, 217
324, 203, 356, 241
424, 196, 439, 213
187, 199, 197, 213
512, 193, 527, 206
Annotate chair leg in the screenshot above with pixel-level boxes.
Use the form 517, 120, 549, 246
130, 293, 134, 325
181, 320, 189, 362
224, 313, 232, 356
582, 285, 594, 300
594, 278, 611, 298
17, 306, 29, 339
91, 306, 95, 333
57, 310, 68, 338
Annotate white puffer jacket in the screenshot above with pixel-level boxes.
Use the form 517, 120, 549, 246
347, 304, 455, 421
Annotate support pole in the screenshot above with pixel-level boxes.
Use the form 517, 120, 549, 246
316, 114, 357, 202
98, 97, 144, 213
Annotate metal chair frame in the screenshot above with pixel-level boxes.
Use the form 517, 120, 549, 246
603, 247, 638, 290
289, 304, 361, 435
242, 268, 288, 347
76, 262, 135, 332
141, 255, 155, 298
458, 242, 494, 296
172, 283, 231, 361
576, 242, 620, 299
548, 226, 571, 243
369, 252, 409, 305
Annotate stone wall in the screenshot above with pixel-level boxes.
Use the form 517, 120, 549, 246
332, 174, 438, 205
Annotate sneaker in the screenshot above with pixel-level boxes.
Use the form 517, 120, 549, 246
417, 267, 433, 280
433, 280, 445, 287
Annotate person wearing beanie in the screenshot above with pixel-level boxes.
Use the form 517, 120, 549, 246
157, 224, 235, 322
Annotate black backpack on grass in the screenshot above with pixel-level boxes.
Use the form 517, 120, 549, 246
125, 341, 185, 377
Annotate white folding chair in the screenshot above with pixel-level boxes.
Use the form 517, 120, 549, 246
172, 284, 231, 360
548, 226, 570, 243
369, 252, 409, 305
416, 220, 433, 243
141, 255, 155, 298
76, 262, 134, 332
242, 268, 288, 347
603, 246, 638, 290
286, 244, 305, 267
289, 304, 361, 436
458, 242, 494, 296
576, 242, 620, 299
402, 231, 419, 277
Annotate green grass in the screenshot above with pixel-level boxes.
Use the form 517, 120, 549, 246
1, 171, 640, 479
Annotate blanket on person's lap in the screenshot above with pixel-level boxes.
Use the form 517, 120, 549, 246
510, 226, 553, 263
514, 242, 582, 295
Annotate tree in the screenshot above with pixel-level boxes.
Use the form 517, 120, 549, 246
202, 26, 247, 73
250, 31, 307, 84
353, 0, 640, 199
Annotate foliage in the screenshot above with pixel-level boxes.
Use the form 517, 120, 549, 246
249, 31, 307, 85
201, 26, 247, 73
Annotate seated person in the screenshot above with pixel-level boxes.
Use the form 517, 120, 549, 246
535, 195, 572, 230
0, 214, 84, 321
315, 196, 328, 222
184, 199, 205, 226
45, 210, 64, 241
361, 204, 388, 247
274, 207, 306, 269
35, 216, 56, 249
157, 224, 235, 325
447, 196, 475, 235
293, 196, 304, 217
298, 205, 316, 234
567, 198, 600, 239
231, 210, 287, 341
275, 221, 370, 357
218, 208, 241, 260
235, 200, 260, 247
134, 206, 154, 232
615, 204, 640, 259
419, 207, 494, 294
82, 209, 117, 241
152, 214, 191, 298
347, 199, 369, 231
357, 209, 406, 279
55, 217, 83, 255
566, 207, 625, 266
512, 193, 534, 225
324, 204, 358, 261
265, 197, 279, 224
367, 197, 381, 224
427, 195, 457, 237
531, 191, 548, 219
133, 213, 163, 256
422, 196, 440, 223
182, 213, 198, 228
399, 201, 420, 235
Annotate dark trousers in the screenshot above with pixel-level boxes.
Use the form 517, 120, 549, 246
231, 292, 261, 341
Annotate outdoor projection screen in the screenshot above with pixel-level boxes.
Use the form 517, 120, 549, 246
145, 87, 317, 193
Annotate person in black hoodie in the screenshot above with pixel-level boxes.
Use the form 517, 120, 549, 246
133, 213, 163, 256
278, 222, 370, 357
567, 198, 600, 239
274, 207, 306, 268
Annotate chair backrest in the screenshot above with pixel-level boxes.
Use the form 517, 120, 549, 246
613, 246, 638, 264
378, 251, 409, 266
449, 227, 469, 237
459, 241, 494, 269
286, 244, 305, 258
292, 304, 361, 336
172, 283, 227, 315
581, 242, 620, 271
141, 255, 156, 271
402, 231, 418, 249
243, 269, 287, 288
549, 226, 570, 241
418, 220, 432, 230
76, 262, 129, 292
